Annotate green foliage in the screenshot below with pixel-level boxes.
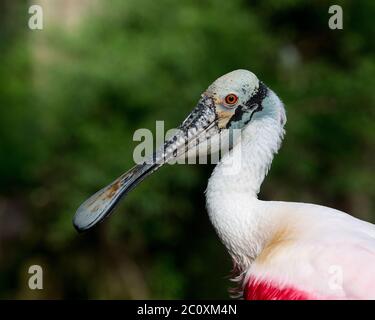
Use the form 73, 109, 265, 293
0, 0, 373, 298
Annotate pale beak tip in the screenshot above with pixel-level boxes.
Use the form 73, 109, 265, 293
73, 206, 97, 233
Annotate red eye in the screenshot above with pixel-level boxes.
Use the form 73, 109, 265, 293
224, 94, 238, 106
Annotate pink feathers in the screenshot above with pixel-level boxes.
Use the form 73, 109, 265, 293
244, 277, 314, 300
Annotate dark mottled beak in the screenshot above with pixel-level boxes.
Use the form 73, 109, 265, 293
73, 96, 217, 232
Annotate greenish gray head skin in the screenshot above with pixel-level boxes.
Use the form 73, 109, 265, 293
73, 69, 285, 232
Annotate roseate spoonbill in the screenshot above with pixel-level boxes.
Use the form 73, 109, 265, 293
74, 70, 375, 300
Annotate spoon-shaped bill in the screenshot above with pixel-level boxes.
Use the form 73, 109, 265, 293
73, 96, 216, 232
73, 163, 158, 232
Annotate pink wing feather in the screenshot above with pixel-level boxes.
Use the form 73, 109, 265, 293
244, 204, 375, 300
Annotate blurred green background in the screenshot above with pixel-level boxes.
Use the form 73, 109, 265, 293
0, 0, 374, 299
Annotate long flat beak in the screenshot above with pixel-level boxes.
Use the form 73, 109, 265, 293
73, 96, 216, 232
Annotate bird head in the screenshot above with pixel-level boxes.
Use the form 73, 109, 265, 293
205, 69, 267, 129
73, 69, 285, 231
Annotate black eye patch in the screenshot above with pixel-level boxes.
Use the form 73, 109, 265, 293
244, 81, 267, 110
225, 81, 268, 129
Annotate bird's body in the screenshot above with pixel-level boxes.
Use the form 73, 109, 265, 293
205, 72, 375, 299
74, 69, 375, 300
209, 194, 375, 299
245, 201, 375, 300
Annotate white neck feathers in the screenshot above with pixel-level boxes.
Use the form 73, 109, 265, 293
205, 92, 286, 267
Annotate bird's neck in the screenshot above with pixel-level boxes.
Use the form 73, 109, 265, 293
206, 93, 285, 269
